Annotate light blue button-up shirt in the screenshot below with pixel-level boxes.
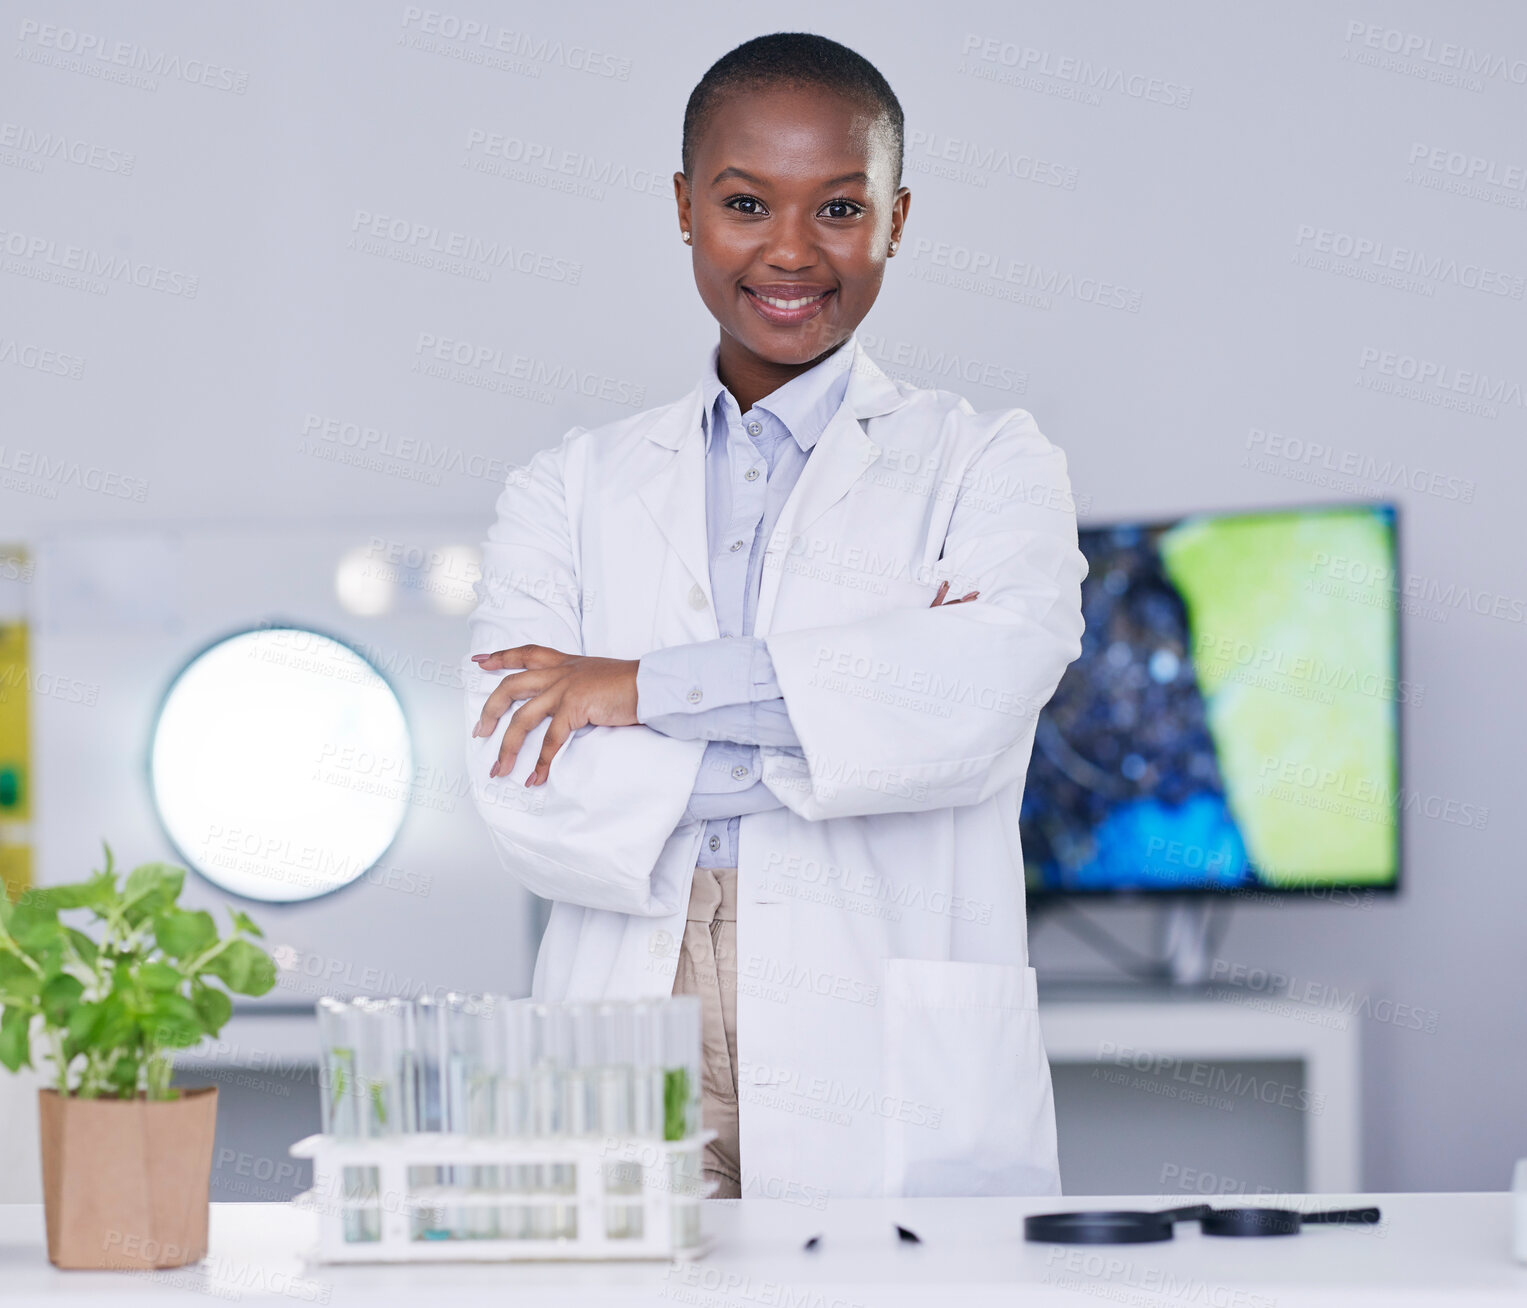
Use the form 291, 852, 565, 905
635, 332, 857, 868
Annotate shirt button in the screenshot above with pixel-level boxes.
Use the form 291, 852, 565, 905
745, 467, 760, 481
688, 582, 707, 609
687, 688, 702, 704
747, 421, 762, 436
708, 835, 721, 852
729, 539, 745, 552
732, 765, 750, 780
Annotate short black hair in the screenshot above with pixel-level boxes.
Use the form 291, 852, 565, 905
682, 32, 904, 190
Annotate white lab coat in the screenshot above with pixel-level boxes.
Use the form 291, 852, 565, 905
464, 336, 1087, 1199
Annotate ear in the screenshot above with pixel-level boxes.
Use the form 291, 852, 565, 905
890, 186, 911, 248
673, 171, 692, 237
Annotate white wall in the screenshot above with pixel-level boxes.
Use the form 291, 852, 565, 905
4, 0, 1524, 1192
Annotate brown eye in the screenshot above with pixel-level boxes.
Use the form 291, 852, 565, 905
725, 195, 766, 215
821, 199, 864, 219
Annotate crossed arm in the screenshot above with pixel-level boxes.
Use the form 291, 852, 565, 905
464, 414, 1083, 912
469, 578, 980, 785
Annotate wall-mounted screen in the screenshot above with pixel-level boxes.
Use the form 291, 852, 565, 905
1022, 503, 1401, 897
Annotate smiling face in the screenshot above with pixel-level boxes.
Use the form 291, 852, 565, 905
674, 81, 910, 405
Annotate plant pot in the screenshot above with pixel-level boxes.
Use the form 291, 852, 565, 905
37, 1085, 219, 1270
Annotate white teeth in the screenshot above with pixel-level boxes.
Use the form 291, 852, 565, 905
756, 291, 826, 309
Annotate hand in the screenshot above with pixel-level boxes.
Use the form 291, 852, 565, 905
931, 579, 979, 606
470, 645, 640, 786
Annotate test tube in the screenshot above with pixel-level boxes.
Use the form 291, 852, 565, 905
563, 1003, 599, 1137
351, 997, 407, 1139
445, 991, 499, 1239
386, 997, 420, 1136
525, 1002, 575, 1238
661, 996, 702, 1142
316, 997, 358, 1139
629, 999, 665, 1141
662, 996, 704, 1245
597, 1001, 641, 1238
327, 997, 403, 1244
407, 996, 450, 1241
491, 997, 532, 1239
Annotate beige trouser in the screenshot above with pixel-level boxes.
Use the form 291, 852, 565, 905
670, 865, 740, 1198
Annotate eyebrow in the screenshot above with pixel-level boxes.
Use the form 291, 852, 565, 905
710, 166, 869, 188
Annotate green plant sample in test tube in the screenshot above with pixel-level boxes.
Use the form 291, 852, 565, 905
663, 1067, 690, 1142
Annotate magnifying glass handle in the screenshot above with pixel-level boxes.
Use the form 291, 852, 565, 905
1302, 1207, 1381, 1225
1154, 1205, 1214, 1223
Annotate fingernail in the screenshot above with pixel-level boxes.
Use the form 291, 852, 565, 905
488, 762, 498, 778
470, 654, 489, 664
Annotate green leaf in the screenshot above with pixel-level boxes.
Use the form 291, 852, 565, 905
138, 961, 183, 993
21, 883, 95, 911
78, 994, 133, 1053
228, 907, 264, 939
64, 1000, 102, 1054
39, 973, 84, 1026
78, 870, 120, 913
6, 902, 63, 954
106, 1052, 139, 1097
0, 951, 40, 1004
125, 861, 183, 898
154, 909, 217, 960
190, 981, 233, 1036
146, 992, 203, 1048
368, 1079, 389, 1127
122, 863, 185, 923
0, 1007, 31, 1072
62, 927, 99, 967
202, 939, 276, 997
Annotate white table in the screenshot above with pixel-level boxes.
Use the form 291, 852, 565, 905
1, 1194, 1523, 1306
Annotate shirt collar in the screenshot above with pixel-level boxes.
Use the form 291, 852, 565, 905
702, 332, 857, 454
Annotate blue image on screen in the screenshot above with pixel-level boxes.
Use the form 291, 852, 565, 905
1021, 522, 1254, 893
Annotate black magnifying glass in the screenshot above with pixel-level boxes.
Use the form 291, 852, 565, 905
1024, 1204, 1381, 1244
1023, 1206, 1210, 1244
1199, 1205, 1381, 1237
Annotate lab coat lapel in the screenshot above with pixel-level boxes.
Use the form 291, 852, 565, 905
632, 338, 908, 640
633, 383, 717, 631
755, 339, 908, 635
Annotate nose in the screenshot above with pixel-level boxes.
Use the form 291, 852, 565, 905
761, 208, 817, 271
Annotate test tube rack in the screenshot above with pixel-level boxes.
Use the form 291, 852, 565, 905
290, 1130, 717, 1262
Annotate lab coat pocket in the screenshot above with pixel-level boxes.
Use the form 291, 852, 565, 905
881, 959, 1060, 1197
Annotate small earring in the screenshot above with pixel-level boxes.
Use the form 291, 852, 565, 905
682, 230, 692, 243
888, 240, 898, 254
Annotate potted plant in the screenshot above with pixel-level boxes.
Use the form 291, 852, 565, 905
0, 843, 275, 1269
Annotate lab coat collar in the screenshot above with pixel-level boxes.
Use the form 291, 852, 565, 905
700, 332, 856, 455
645, 332, 908, 451
635, 332, 907, 636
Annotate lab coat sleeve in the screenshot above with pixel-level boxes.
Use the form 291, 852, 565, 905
758, 411, 1088, 821
636, 636, 767, 715
637, 638, 802, 745
464, 428, 704, 917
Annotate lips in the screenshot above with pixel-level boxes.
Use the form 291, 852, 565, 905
743, 284, 835, 326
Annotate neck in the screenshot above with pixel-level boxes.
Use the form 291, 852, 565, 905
716, 332, 846, 414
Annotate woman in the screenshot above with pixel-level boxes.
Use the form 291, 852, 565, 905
465, 32, 1087, 1201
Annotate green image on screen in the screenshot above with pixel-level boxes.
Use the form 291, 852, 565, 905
1021, 504, 1400, 893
